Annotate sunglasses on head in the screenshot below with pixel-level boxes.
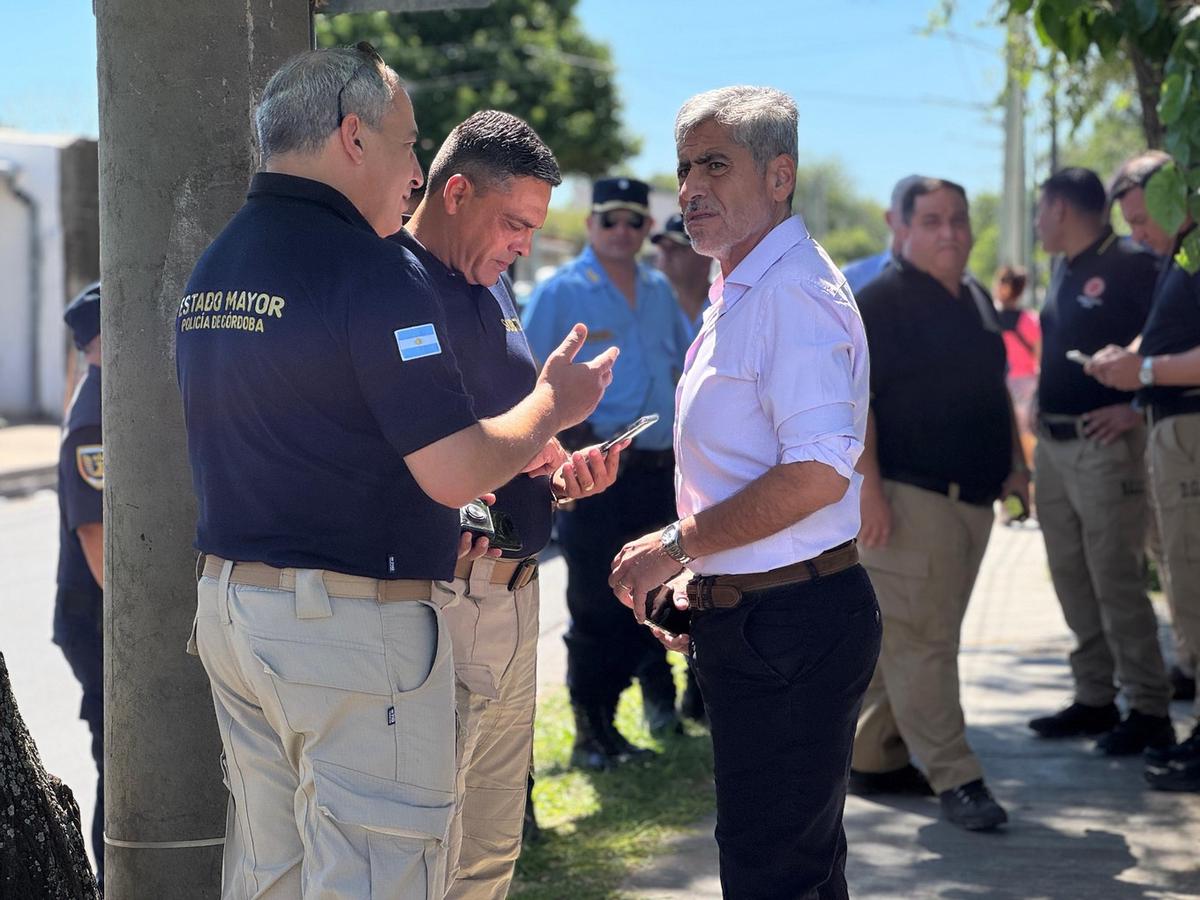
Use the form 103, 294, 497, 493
599, 210, 647, 230
337, 41, 387, 126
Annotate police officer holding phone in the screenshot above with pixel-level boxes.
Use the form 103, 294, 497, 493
523, 177, 694, 765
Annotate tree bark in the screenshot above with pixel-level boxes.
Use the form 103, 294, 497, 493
1127, 40, 1165, 148
0, 652, 100, 899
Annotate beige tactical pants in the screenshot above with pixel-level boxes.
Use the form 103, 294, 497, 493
1035, 423, 1170, 715
192, 561, 456, 899
853, 480, 993, 794
1146, 474, 1197, 676
435, 557, 539, 900
1147, 412, 1200, 715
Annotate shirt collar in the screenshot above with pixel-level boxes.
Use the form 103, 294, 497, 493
248, 172, 376, 235
708, 214, 811, 310
1066, 227, 1116, 266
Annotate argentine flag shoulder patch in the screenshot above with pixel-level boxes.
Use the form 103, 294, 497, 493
394, 323, 442, 361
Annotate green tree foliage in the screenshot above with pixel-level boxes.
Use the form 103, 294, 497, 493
316, 1, 639, 176
791, 160, 889, 264
1009, 0, 1200, 269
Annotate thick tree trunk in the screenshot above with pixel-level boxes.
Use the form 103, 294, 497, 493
1128, 41, 1165, 149
0, 653, 99, 899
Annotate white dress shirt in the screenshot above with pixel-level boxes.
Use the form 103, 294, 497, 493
674, 214, 869, 575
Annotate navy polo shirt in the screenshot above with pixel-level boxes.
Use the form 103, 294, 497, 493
57, 364, 103, 595
1038, 229, 1157, 416
858, 258, 1012, 498
1140, 231, 1200, 406
176, 173, 478, 580
390, 230, 552, 557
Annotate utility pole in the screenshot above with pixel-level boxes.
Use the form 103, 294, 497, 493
95, 2, 308, 895
1000, 13, 1028, 271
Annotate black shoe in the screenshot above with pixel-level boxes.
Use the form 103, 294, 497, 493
1029, 702, 1119, 738
1095, 710, 1176, 756
939, 779, 1008, 831
1170, 666, 1196, 702
1145, 736, 1200, 792
569, 703, 618, 771
1145, 723, 1200, 765
643, 695, 683, 737
848, 764, 934, 797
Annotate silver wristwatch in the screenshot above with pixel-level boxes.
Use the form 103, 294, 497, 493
1139, 355, 1156, 387
660, 520, 693, 565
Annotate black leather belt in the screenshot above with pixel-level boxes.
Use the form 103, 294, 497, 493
887, 472, 997, 507
1147, 395, 1200, 427
1038, 416, 1082, 441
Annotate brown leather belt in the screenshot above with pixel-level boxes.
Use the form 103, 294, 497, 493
202, 556, 431, 602
685, 541, 860, 611
453, 556, 539, 591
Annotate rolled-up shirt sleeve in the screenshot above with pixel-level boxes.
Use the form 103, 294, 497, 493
755, 281, 864, 480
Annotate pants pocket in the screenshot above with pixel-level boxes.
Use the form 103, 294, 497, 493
312, 758, 453, 900
441, 582, 519, 701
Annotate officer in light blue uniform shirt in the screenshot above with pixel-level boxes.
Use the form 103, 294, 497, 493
523, 177, 692, 764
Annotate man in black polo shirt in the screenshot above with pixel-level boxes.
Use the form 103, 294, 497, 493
176, 48, 616, 896
393, 110, 627, 899
1089, 151, 1200, 792
852, 177, 1028, 831
1027, 167, 1173, 754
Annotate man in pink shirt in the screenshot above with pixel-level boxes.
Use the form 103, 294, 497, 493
609, 85, 879, 899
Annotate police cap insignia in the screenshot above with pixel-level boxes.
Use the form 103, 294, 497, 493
76, 445, 104, 490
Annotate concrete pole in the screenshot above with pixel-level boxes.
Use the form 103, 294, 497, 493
1000, 14, 1028, 271
95, 2, 308, 895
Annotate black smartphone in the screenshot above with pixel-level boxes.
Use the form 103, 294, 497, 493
459, 499, 523, 552
599, 414, 660, 454
644, 585, 691, 637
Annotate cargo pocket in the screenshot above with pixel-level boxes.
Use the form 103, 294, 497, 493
312, 758, 454, 900
441, 585, 518, 701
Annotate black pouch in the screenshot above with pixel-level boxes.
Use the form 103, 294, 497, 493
644, 585, 692, 637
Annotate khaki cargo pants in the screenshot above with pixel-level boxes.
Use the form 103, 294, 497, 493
191, 560, 456, 899
853, 480, 993, 794
435, 557, 540, 900
1035, 422, 1170, 715
1147, 412, 1200, 716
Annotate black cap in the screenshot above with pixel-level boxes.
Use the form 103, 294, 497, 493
651, 213, 690, 247
64, 281, 101, 350
592, 177, 650, 214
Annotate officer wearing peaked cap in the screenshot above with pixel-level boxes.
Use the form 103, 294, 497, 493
523, 177, 693, 766
56, 281, 105, 888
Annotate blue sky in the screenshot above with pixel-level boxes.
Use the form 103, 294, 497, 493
0, 0, 1010, 204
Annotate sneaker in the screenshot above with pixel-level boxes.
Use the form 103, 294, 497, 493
1028, 702, 1119, 738
848, 763, 934, 797
1145, 723, 1200, 765
1145, 739, 1200, 792
1095, 710, 1176, 756
1170, 666, 1196, 702
939, 779, 1008, 831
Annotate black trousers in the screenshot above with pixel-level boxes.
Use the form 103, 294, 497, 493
691, 564, 880, 900
54, 586, 104, 881
558, 457, 677, 710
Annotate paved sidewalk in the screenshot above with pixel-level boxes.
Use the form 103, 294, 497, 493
601, 523, 1200, 900
0, 423, 60, 496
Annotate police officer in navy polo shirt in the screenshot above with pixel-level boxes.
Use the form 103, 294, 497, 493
175, 47, 615, 898
393, 110, 627, 899
55, 281, 105, 887
524, 177, 694, 767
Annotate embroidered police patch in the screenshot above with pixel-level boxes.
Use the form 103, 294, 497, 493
76, 445, 104, 491
394, 323, 442, 361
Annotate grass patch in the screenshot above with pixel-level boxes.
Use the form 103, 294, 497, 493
510, 658, 716, 900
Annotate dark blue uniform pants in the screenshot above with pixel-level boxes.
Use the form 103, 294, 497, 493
691, 565, 880, 900
54, 586, 104, 882
557, 457, 676, 711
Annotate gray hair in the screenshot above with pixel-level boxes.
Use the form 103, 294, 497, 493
674, 86, 798, 170
255, 47, 402, 161
1109, 150, 1172, 202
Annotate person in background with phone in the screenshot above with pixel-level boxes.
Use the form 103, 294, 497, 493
1086, 150, 1200, 793
610, 86, 879, 898
851, 178, 1027, 832
394, 111, 630, 898
1026, 167, 1173, 754
523, 178, 694, 767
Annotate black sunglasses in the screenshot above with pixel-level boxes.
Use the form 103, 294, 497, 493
599, 210, 647, 230
336, 41, 386, 127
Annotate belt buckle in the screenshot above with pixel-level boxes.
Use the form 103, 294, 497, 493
507, 557, 537, 592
